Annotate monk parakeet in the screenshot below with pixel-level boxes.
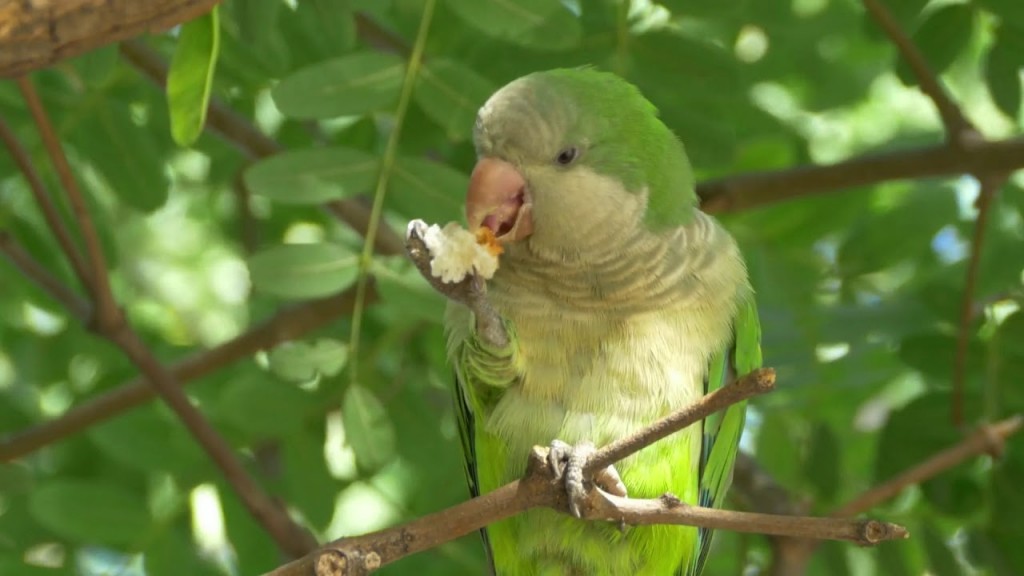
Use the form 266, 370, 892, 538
437, 68, 761, 576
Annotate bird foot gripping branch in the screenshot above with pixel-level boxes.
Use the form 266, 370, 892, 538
548, 440, 628, 518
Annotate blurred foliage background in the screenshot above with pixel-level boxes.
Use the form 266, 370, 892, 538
1, 0, 1023, 575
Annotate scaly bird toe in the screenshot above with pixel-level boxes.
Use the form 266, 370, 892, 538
548, 439, 627, 518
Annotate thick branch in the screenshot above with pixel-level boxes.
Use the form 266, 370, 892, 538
0, 0, 222, 78
696, 136, 1024, 214
0, 287, 369, 461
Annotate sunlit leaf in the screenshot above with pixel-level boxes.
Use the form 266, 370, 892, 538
896, 4, 975, 86
167, 8, 220, 146
29, 480, 152, 547
248, 243, 360, 299
415, 59, 496, 140
984, 28, 1023, 119
272, 52, 405, 119
243, 148, 378, 204
343, 384, 397, 472
388, 156, 466, 223
268, 338, 349, 381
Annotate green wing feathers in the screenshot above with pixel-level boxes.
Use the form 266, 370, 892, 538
691, 293, 762, 575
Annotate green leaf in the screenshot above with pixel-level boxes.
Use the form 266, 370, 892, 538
72, 45, 120, 89
446, 0, 562, 44
282, 427, 342, 530
984, 28, 1023, 119
414, 59, 496, 141
248, 243, 360, 299
268, 338, 349, 381
838, 186, 957, 279
372, 257, 446, 324
875, 392, 981, 514
74, 100, 169, 212
243, 148, 378, 204
272, 52, 405, 119
145, 528, 222, 576
896, 4, 975, 86
29, 480, 152, 547
899, 332, 985, 382
342, 384, 397, 472
167, 8, 221, 146
388, 156, 466, 223
979, 0, 1024, 27
218, 376, 317, 437
805, 421, 840, 504
227, 0, 289, 74
923, 525, 962, 576
88, 404, 206, 477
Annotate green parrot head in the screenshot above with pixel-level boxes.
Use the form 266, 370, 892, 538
466, 68, 696, 256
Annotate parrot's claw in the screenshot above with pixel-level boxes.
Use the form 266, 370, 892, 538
548, 439, 627, 518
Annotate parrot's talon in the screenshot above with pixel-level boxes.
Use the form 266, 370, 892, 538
547, 439, 626, 518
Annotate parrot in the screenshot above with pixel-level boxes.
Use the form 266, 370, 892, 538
441, 68, 761, 576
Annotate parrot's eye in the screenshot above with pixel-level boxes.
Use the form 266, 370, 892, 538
555, 147, 578, 166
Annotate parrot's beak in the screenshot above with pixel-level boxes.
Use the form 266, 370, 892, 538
466, 157, 533, 243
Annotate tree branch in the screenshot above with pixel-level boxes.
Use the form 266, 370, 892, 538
0, 232, 92, 320
106, 325, 318, 557
861, 0, 973, 141
0, 0, 223, 78
0, 287, 370, 461
16, 76, 119, 330
10, 79, 317, 557
584, 368, 776, 474
695, 136, 1024, 214
859, 0, 1013, 427
764, 416, 1024, 576
0, 117, 93, 291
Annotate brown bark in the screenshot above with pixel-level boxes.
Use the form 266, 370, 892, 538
0, 0, 221, 78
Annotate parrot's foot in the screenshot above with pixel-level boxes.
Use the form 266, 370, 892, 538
548, 440, 628, 518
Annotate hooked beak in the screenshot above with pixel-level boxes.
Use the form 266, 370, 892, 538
465, 157, 533, 243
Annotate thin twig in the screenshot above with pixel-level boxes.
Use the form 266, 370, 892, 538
348, 0, 437, 387
0, 288, 369, 461
861, 0, 973, 141
0, 118, 92, 290
593, 493, 906, 545
832, 415, 1022, 517
16, 76, 118, 330
952, 175, 1008, 425
586, 368, 775, 473
0, 232, 92, 320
